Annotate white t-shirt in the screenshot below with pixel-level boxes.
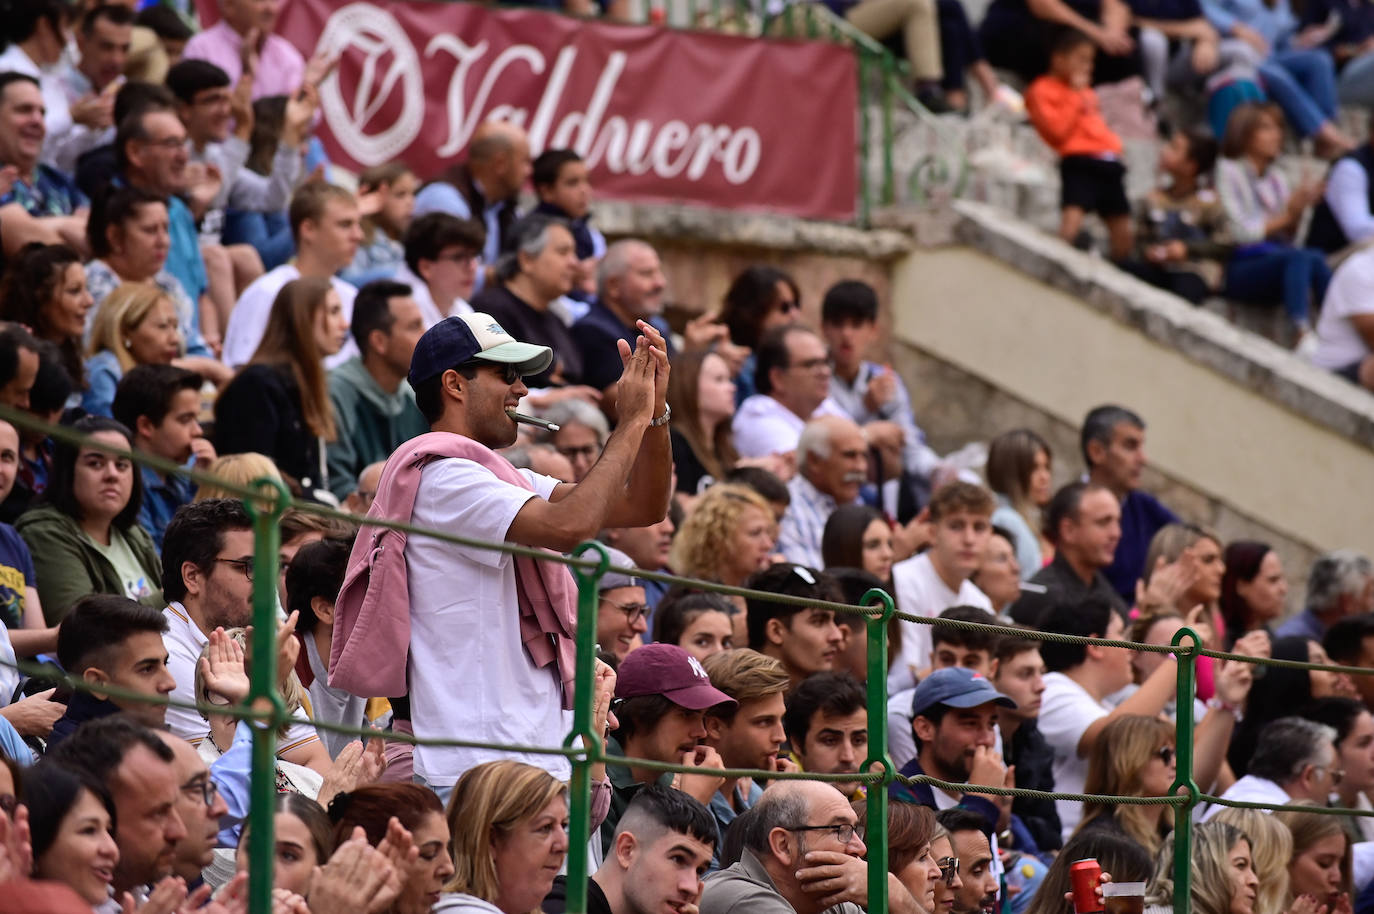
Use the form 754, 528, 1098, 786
886, 553, 993, 695
161, 601, 322, 756
1038, 672, 1110, 841
221, 265, 359, 369
731, 394, 849, 458
406, 458, 569, 787
393, 263, 472, 329
1313, 247, 1374, 370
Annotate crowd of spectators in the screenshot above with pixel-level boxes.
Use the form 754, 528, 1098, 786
0, 1, 1371, 914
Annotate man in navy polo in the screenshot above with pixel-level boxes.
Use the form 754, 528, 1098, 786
571, 239, 672, 418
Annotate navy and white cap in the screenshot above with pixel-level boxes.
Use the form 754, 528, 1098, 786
598, 547, 642, 593
911, 667, 1017, 718
407, 313, 553, 386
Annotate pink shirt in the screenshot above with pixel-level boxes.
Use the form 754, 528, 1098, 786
182, 21, 305, 100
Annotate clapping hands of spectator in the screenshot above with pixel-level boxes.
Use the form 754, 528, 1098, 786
69, 91, 115, 131
614, 332, 658, 426
0, 800, 32, 882
0, 688, 63, 738
123, 873, 250, 914
304, 49, 341, 88
1136, 551, 1198, 614
308, 826, 402, 914
316, 737, 386, 811
672, 745, 726, 805
282, 83, 320, 149
201, 626, 250, 705
229, 73, 255, 142
635, 319, 671, 409
893, 506, 932, 561
377, 816, 422, 904
682, 310, 730, 352
591, 657, 617, 743
183, 162, 223, 220
1288, 895, 1332, 914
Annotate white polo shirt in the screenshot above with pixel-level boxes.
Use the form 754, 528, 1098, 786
162, 601, 322, 756
887, 553, 993, 696
1038, 672, 1110, 841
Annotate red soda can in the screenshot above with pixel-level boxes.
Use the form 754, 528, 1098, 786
1070, 858, 1104, 914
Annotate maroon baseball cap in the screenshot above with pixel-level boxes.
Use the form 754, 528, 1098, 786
615, 643, 737, 710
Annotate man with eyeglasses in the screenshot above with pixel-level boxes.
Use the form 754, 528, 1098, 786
937, 807, 1000, 914
160, 499, 330, 774
700, 778, 927, 914
595, 548, 649, 662
153, 729, 230, 887
1203, 717, 1342, 820
395, 212, 486, 328
733, 324, 851, 462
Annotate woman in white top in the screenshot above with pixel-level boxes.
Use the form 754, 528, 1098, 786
435, 760, 570, 914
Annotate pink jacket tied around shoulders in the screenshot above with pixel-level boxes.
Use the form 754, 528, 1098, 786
328, 431, 580, 709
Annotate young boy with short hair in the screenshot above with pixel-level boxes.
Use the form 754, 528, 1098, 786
111, 364, 214, 551
1026, 30, 1133, 260
745, 563, 845, 690
50, 593, 176, 743
532, 148, 605, 300
887, 481, 996, 695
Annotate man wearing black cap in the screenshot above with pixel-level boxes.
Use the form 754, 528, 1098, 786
343, 311, 670, 800
602, 642, 735, 847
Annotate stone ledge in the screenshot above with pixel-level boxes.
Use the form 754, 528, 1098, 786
593, 199, 913, 259
950, 199, 1374, 451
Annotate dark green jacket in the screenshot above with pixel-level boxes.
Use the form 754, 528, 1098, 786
326, 356, 429, 500
16, 505, 163, 624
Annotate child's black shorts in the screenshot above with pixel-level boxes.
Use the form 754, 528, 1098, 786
1059, 155, 1129, 217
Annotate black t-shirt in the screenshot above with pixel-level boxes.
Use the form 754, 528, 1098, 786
671, 428, 713, 496
471, 283, 584, 389
541, 875, 612, 914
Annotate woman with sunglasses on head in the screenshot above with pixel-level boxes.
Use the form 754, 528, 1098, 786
651, 589, 737, 663
1076, 715, 1178, 858
16, 415, 162, 624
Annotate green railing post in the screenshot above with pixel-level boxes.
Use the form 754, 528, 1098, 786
564, 542, 611, 914
862, 588, 894, 912
1170, 627, 1201, 914
243, 478, 290, 914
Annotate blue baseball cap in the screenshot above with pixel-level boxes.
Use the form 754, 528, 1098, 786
407, 313, 553, 386
911, 667, 1017, 719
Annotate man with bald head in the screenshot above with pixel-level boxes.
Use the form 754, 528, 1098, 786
414, 119, 532, 270
777, 416, 869, 568
701, 779, 925, 914
572, 239, 671, 413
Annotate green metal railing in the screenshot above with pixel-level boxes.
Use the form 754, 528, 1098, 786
12, 408, 1374, 914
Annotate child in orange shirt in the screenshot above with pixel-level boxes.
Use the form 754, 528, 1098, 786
1026, 30, 1134, 260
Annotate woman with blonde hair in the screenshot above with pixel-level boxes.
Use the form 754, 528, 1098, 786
436, 760, 569, 914
670, 482, 777, 593
214, 277, 349, 503
1211, 807, 1292, 914
1077, 715, 1177, 856
1144, 820, 1258, 914
986, 428, 1053, 577
1273, 805, 1352, 913
193, 452, 284, 502
83, 282, 183, 417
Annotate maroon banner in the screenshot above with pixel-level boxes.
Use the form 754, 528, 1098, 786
261, 0, 857, 221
